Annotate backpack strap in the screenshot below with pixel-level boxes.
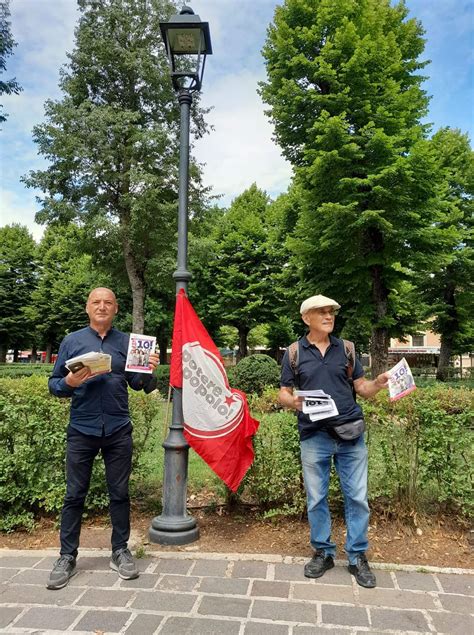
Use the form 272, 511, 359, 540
288, 340, 300, 388
342, 339, 355, 379
342, 338, 357, 399
288, 341, 299, 374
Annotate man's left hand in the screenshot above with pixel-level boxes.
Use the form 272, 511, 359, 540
148, 352, 160, 371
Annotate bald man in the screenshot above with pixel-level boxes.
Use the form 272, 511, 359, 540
47, 288, 159, 590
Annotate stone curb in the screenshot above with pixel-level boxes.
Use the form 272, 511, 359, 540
1, 548, 473, 575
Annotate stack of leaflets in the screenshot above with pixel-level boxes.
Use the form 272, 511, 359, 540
295, 389, 339, 421
125, 333, 156, 374
65, 352, 111, 374
388, 357, 416, 402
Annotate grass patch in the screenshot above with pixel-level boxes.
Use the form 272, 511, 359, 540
132, 399, 222, 508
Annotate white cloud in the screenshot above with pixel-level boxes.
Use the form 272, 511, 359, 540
0, 189, 44, 241
9, 0, 78, 76
195, 70, 293, 205
2, 91, 50, 137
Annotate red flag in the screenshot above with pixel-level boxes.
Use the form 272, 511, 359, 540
170, 289, 259, 492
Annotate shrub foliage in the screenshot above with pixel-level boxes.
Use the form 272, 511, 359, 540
230, 354, 280, 396
0, 376, 163, 531
0, 376, 472, 531
0, 364, 54, 379
245, 386, 473, 519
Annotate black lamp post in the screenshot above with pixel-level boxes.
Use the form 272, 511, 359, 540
149, 5, 212, 545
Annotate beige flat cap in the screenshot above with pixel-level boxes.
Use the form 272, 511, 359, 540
300, 294, 341, 314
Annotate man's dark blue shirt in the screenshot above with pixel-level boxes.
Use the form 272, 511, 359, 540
49, 326, 157, 437
280, 335, 364, 440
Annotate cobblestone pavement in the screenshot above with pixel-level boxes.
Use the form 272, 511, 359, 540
0, 550, 473, 634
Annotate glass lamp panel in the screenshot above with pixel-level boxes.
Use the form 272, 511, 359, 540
169, 28, 204, 54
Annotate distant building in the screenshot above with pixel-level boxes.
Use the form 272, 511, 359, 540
389, 332, 472, 372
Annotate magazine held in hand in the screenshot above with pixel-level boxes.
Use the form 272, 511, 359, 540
66, 352, 112, 374
125, 333, 156, 374
388, 357, 416, 401
296, 389, 339, 421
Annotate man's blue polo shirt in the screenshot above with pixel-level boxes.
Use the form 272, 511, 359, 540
49, 326, 157, 437
280, 335, 364, 440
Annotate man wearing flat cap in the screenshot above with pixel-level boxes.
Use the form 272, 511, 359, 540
279, 294, 390, 588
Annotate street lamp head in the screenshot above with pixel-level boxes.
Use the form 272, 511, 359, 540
160, 5, 212, 93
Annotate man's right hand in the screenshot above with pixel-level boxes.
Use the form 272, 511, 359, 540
65, 366, 92, 387
279, 386, 303, 411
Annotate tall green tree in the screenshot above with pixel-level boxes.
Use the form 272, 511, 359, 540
265, 185, 305, 349
0, 224, 37, 362
0, 0, 22, 124
24, 224, 111, 361
260, 0, 435, 374
24, 0, 209, 332
188, 204, 224, 338
418, 128, 474, 380
205, 184, 278, 359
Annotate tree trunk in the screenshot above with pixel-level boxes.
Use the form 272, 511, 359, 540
159, 333, 168, 365
370, 262, 389, 377
370, 327, 389, 378
45, 342, 53, 363
13, 349, 19, 362
31, 344, 37, 363
0, 343, 6, 364
122, 230, 145, 333
436, 281, 457, 382
437, 337, 453, 381
237, 327, 249, 361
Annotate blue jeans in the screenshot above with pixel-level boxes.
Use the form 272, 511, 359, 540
60, 422, 133, 557
300, 430, 369, 564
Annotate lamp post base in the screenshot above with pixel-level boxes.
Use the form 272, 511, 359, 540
148, 515, 200, 545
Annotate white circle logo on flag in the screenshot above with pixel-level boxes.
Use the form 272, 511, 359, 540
181, 342, 244, 438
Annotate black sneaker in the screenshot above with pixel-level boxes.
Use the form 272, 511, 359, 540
304, 549, 335, 578
110, 547, 139, 580
46, 554, 77, 590
348, 553, 376, 588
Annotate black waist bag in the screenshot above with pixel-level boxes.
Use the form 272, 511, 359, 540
328, 418, 365, 441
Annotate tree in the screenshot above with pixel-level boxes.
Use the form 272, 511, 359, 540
24, 224, 111, 361
205, 184, 278, 359
260, 0, 436, 374
24, 0, 209, 332
0, 224, 37, 362
188, 204, 225, 338
417, 128, 474, 380
0, 0, 22, 124
265, 185, 307, 348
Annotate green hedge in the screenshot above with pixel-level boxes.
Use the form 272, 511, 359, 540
0, 363, 173, 392
0, 364, 54, 378
1, 377, 472, 531
244, 385, 473, 519
154, 364, 170, 397
0, 376, 164, 531
230, 354, 280, 396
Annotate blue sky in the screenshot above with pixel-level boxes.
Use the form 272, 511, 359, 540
1, 0, 473, 241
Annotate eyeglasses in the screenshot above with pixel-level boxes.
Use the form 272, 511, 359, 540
313, 308, 339, 317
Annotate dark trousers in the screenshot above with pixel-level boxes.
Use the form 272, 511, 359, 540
60, 422, 133, 557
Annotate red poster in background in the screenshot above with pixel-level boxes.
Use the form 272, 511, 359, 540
170, 289, 259, 492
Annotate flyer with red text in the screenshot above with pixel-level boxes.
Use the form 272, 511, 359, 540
125, 333, 156, 374
388, 357, 416, 401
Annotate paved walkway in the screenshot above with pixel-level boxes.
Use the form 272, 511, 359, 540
0, 549, 473, 634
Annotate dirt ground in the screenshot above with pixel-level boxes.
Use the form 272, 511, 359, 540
1, 504, 472, 569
